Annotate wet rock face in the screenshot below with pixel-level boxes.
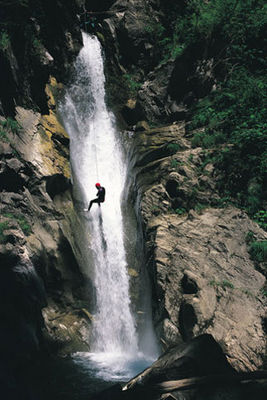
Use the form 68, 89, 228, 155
129, 123, 267, 372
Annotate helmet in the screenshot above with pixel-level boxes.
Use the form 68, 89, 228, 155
95, 183, 101, 187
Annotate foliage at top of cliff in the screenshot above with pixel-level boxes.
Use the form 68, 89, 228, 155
155, 0, 267, 217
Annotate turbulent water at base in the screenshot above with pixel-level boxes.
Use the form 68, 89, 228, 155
60, 33, 157, 381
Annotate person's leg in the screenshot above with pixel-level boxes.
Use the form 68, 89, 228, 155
88, 198, 99, 211
98, 199, 105, 207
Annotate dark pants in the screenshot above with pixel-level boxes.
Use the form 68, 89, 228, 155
88, 198, 103, 211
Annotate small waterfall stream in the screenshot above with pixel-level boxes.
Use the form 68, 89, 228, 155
60, 33, 158, 381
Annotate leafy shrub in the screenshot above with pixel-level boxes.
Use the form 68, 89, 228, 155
253, 210, 267, 231
189, 64, 266, 215
222, 280, 235, 289
167, 143, 180, 153
191, 131, 225, 148
175, 207, 187, 215
170, 159, 179, 169
194, 203, 207, 213
0, 117, 21, 134
249, 241, 267, 263
158, 0, 266, 215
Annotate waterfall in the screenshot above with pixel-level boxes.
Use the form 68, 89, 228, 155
59, 33, 158, 381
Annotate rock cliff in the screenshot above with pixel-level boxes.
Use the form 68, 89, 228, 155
124, 122, 266, 372
0, 79, 92, 368
0, 2, 94, 389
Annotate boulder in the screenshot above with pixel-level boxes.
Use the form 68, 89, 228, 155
146, 208, 266, 371
93, 334, 267, 400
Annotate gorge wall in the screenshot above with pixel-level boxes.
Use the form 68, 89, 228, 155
98, 0, 267, 373
0, 0, 95, 379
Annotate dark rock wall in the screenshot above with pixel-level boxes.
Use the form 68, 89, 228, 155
0, 0, 83, 116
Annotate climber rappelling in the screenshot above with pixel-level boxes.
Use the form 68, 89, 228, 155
85, 182, 106, 211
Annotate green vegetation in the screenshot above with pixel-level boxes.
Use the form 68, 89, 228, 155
3, 213, 31, 236
209, 279, 235, 289
167, 143, 180, 154
0, 129, 9, 142
249, 241, 267, 263
253, 210, 267, 231
0, 117, 21, 134
175, 207, 187, 215
157, 0, 266, 219
213, 196, 234, 208
191, 131, 225, 149
123, 74, 142, 96
194, 203, 207, 213
188, 154, 193, 163
245, 231, 255, 245
189, 68, 267, 216
170, 159, 179, 169
0, 117, 21, 143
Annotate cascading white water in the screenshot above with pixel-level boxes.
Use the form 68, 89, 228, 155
60, 33, 158, 380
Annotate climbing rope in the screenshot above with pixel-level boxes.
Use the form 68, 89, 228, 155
83, 8, 87, 32
92, 124, 99, 181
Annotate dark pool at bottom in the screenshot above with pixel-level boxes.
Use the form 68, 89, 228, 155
3, 355, 120, 400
